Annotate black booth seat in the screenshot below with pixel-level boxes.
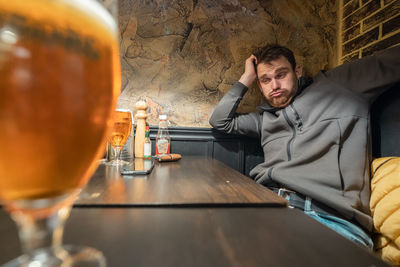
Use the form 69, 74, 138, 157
371, 83, 400, 158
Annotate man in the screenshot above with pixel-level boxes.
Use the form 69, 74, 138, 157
209, 44, 400, 248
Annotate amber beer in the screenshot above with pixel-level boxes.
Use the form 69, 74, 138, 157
0, 0, 120, 204
108, 110, 132, 148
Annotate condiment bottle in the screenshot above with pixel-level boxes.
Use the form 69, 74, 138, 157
144, 126, 152, 159
156, 115, 170, 155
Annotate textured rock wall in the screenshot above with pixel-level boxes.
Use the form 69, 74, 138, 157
118, 0, 338, 127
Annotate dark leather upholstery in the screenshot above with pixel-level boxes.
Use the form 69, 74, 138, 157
371, 83, 400, 157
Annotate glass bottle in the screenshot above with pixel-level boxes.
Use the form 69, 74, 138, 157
156, 114, 170, 155
144, 126, 152, 159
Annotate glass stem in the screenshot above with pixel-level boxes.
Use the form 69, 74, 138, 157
11, 206, 71, 257
113, 147, 121, 161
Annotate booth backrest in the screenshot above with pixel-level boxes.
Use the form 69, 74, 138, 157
371, 83, 400, 158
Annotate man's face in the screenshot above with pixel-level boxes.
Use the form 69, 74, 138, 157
256, 56, 302, 108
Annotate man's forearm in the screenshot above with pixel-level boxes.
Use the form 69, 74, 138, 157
209, 82, 248, 133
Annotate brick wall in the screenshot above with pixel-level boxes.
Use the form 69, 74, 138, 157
339, 0, 400, 63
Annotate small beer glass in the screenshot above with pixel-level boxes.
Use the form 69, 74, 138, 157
107, 109, 132, 166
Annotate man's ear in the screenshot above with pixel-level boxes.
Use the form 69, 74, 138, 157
295, 65, 303, 78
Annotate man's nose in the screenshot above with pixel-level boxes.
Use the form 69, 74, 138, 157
271, 79, 280, 90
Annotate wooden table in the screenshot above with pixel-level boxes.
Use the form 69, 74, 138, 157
0, 207, 388, 267
75, 156, 286, 207
0, 157, 389, 266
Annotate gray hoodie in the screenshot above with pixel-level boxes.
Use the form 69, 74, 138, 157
209, 46, 400, 231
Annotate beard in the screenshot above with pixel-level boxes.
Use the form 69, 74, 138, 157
266, 90, 296, 108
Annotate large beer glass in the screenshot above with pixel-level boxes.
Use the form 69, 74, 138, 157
107, 109, 132, 166
0, 0, 120, 266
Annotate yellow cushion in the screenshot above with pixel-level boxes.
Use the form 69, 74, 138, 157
370, 157, 400, 265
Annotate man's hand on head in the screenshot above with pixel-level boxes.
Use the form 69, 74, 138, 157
239, 55, 258, 88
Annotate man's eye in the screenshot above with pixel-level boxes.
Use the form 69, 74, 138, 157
261, 79, 270, 84
276, 72, 287, 79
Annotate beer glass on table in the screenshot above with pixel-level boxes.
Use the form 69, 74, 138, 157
107, 109, 132, 166
0, 0, 120, 266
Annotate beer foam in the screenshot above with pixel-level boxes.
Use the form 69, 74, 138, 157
67, 0, 117, 35
116, 108, 132, 113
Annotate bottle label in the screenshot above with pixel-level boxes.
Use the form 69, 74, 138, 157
156, 140, 170, 155
144, 143, 152, 159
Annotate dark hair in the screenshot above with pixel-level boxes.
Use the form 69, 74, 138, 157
253, 44, 296, 70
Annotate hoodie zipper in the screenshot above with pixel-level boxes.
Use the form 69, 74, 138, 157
282, 109, 295, 161
289, 103, 303, 131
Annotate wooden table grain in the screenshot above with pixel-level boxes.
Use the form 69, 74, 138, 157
0, 207, 388, 267
75, 156, 286, 207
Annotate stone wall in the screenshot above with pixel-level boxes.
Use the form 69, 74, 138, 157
118, 0, 338, 127
340, 0, 400, 63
